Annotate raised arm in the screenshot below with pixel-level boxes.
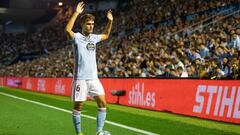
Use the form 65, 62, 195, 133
100, 10, 113, 41
65, 1, 84, 39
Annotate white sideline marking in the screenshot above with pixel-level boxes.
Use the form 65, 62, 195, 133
0, 92, 159, 135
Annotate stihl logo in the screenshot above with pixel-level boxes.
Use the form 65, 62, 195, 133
128, 83, 156, 108
193, 85, 240, 119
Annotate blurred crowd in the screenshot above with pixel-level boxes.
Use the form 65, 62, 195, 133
0, 0, 239, 79
0, 24, 67, 65
0, 46, 73, 77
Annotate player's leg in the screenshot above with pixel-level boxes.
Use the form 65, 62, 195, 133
73, 102, 84, 135
71, 80, 87, 135
88, 79, 106, 133
94, 95, 107, 133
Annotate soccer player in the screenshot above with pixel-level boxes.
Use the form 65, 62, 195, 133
65, 1, 113, 135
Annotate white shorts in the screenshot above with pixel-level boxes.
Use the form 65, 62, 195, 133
71, 79, 105, 102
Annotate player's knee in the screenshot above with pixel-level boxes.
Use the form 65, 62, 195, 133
74, 102, 83, 111
98, 100, 106, 108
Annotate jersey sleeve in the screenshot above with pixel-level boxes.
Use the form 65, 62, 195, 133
92, 34, 102, 44
70, 32, 80, 45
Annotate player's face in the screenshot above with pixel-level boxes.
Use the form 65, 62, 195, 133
82, 20, 94, 35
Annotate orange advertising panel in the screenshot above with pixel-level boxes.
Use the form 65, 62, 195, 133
1, 77, 239, 124
0, 77, 6, 86
101, 79, 240, 124
20, 77, 72, 96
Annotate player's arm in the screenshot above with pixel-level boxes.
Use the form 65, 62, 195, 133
65, 1, 84, 39
100, 10, 113, 41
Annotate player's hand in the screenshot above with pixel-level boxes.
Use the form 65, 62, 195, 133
76, 1, 84, 14
107, 10, 113, 21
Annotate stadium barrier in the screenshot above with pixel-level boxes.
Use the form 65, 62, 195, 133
0, 77, 239, 124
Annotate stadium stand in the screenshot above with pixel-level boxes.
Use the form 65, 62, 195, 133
0, 0, 239, 79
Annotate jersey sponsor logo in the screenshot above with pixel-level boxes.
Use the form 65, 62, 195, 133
193, 85, 240, 119
55, 79, 65, 94
37, 79, 46, 92
86, 42, 95, 51
128, 83, 156, 108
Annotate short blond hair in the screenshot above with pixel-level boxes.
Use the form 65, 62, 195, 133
80, 13, 95, 26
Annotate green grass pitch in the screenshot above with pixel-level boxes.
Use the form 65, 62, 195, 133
0, 87, 239, 135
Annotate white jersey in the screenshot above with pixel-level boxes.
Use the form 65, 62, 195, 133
72, 32, 101, 80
